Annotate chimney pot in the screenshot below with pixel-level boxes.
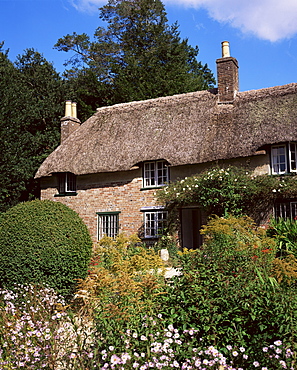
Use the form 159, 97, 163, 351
71, 102, 77, 119
65, 100, 72, 117
222, 41, 230, 58
61, 101, 81, 143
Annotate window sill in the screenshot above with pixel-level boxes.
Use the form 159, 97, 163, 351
141, 185, 166, 191
54, 192, 78, 197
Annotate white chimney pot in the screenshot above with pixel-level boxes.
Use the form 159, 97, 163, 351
222, 41, 230, 58
65, 100, 72, 117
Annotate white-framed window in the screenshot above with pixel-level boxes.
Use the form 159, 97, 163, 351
274, 201, 297, 220
271, 143, 297, 175
58, 172, 76, 194
97, 212, 120, 240
142, 208, 167, 238
143, 160, 169, 188
289, 143, 297, 172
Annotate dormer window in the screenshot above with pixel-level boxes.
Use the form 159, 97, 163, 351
271, 143, 297, 175
143, 160, 169, 188
58, 172, 77, 195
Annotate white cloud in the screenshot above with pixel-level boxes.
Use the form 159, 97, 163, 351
165, 0, 297, 42
69, 0, 297, 41
69, 0, 104, 13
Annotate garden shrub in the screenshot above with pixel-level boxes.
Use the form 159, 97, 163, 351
0, 199, 92, 298
73, 234, 166, 350
93, 233, 164, 274
156, 215, 297, 368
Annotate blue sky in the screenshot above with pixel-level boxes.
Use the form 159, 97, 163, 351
0, 0, 296, 92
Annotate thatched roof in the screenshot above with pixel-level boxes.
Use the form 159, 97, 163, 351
35, 83, 297, 178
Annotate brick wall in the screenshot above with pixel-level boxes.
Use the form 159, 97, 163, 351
40, 169, 157, 242
40, 155, 270, 242
216, 56, 239, 103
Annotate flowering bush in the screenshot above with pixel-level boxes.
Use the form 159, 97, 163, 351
157, 166, 297, 224
156, 215, 297, 369
1, 220, 297, 369
0, 284, 94, 369
1, 289, 295, 370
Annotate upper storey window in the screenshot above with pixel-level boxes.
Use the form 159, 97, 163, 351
143, 160, 169, 188
58, 172, 77, 195
271, 143, 297, 175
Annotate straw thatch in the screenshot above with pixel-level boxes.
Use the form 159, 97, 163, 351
35, 83, 297, 178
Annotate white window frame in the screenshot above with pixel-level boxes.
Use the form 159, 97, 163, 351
271, 145, 287, 175
97, 212, 120, 240
58, 172, 76, 194
143, 208, 167, 238
143, 160, 169, 188
271, 142, 297, 175
289, 142, 297, 173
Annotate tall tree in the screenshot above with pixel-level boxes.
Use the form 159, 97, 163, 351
0, 47, 65, 212
55, 0, 215, 112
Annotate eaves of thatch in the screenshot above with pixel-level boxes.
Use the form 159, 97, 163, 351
35, 83, 297, 179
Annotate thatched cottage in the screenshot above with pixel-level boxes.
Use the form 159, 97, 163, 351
35, 42, 297, 248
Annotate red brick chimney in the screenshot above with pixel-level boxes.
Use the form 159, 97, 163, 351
216, 41, 239, 103
60, 101, 81, 143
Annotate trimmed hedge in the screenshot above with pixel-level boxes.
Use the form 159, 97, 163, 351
0, 200, 92, 298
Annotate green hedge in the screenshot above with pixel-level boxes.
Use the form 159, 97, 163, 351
0, 200, 92, 298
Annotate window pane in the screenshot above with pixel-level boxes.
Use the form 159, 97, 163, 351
144, 211, 167, 237
66, 173, 76, 192
272, 146, 287, 174
157, 161, 168, 186
144, 162, 155, 187
145, 212, 156, 237
290, 143, 297, 171
144, 161, 168, 187
58, 174, 66, 194
157, 211, 167, 235
274, 202, 297, 220
98, 214, 119, 239
291, 202, 297, 220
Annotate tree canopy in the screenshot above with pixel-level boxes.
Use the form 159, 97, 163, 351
0, 45, 65, 212
55, 0, 215, 118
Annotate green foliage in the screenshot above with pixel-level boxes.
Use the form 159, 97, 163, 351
267, 217, 297, 257
153, 232, 180, 267
55, 0, 215, 111
157, 166, 297, 224
0, 200, 92, 298
156, 215, 297, 368
72, 234, 166, 351
94, 233, 164, 273
0, 47, 66, 212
